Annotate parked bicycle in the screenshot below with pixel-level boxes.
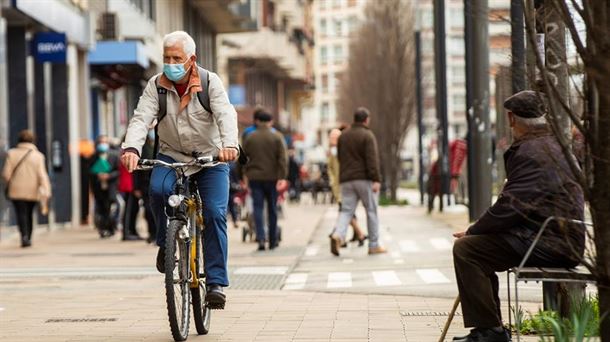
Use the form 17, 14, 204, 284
137, 154, 219, 341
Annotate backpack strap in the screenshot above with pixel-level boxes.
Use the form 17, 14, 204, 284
153, 75, 167, 157
197, 66, 212, 114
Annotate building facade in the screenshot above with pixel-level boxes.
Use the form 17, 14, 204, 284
0, 0, 253, 229
308, 0, 366, 161
218, 0, 314, 147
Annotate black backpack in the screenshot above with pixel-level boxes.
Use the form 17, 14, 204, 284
153, 66, 247, 165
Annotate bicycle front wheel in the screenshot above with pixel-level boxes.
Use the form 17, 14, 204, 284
191, 226, 211, 335
165, 220, 191, 341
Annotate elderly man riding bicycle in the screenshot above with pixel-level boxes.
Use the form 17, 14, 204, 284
121, 30, 239, 310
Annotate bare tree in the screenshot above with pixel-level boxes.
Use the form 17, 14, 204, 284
522, 1, 610, 338
336, 0, 416, 201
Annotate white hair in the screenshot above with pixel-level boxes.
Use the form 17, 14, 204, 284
163, 31, 196, 57
514, 114, 548, 129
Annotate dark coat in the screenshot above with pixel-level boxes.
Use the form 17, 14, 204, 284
337, 123, 381, 183
243, 125, 288, 181
468, 131, 585, 265
88, 150, 120, 197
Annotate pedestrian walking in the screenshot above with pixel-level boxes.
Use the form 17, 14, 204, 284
242, 111, 288, 251
90, 135, 120, 238
327, 128, 367, 247
134, 131, 157, 243
287, 148, 301, 202
121, 31, 239, 308
450, 91, 585, 342
329, 107, 386, 256
118, 160, 143, 241
2, 130, 51, 247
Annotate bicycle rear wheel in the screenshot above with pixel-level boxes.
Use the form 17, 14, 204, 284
191, 226, 211, 334
165, 220, 190, 341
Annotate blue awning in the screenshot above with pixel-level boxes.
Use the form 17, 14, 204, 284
88, 41, 149, 69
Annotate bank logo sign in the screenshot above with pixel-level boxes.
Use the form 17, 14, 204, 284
33, 32, 67, 63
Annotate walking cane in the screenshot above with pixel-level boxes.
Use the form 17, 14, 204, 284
438, 296, 460, 342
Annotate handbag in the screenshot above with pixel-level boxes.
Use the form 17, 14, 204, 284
4, 149, 33, 200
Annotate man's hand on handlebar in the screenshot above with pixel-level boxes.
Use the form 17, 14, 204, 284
121, 151, 140, 173
218, 147, 238, 162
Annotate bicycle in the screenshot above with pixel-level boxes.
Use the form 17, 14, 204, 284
137, 154, 219, 341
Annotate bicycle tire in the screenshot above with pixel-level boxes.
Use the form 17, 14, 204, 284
165, 220, 190, 341
191, 225, 211, 335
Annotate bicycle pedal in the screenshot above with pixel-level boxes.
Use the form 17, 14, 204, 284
208, 302, 225, 310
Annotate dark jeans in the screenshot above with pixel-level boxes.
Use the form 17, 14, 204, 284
453, 234, 575, 328
12, 200, 36, 243
249, 180, 278, 246
121, 192, 140, 238
150, 154, 230, 286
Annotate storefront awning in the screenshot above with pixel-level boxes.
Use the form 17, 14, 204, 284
88, 41, 149, 69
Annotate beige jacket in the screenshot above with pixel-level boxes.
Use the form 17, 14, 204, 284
2, 143, 51, 201
122, 67, 239, 163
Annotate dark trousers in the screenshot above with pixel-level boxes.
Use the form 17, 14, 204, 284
453, 234, 573, 328
121, 192, 140, 238
12, 200, 36, 243
142, 192, 156, 241
249, 180, 278, 246
228, 191, 238, 224
93, 189, 115, 234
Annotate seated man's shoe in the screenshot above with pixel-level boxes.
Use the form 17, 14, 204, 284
453, 327, 510, 342
205, 284, 226, 310
368, 246, 387, 255
156, 247, 165, 273
329, 233, 342, 256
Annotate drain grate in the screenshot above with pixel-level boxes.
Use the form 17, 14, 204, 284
400, 311, 461, 317
46, 318, 117, 323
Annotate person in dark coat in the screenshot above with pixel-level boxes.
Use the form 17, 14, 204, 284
451, 91, 585, 342
134, 132, 157, 243
89, 135, 121, 238
242, 111, 288, 251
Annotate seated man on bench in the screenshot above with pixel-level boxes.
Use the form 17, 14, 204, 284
451, 90, 585, 342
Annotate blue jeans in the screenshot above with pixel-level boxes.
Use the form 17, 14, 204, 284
249, 180, 278, 246
150, 154, 230, 286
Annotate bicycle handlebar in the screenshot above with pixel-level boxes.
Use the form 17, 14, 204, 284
136, 155, 220, 171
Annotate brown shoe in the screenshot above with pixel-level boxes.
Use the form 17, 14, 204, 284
329, 233, 342, 256
368, 246, 387, 255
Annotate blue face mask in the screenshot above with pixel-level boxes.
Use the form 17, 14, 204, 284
97, 143, 109, 153
163, 60, 191, 82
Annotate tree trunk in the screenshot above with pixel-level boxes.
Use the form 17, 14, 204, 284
593, 75, 610, 341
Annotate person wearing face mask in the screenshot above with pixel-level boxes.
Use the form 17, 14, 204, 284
121, 31, 239, 309
327, 128, 366, 247
90, 135, 120, 238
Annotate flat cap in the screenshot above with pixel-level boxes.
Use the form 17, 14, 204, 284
503, 90, 547, 118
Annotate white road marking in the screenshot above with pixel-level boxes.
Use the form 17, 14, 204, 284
284, 273, 308, 290
430, 238, 453, 250
393, 259, 405, 265
416, 269, 451, 284
342, 258, 354, 264
399, 240, 420, 253
305, 245, 319, 257
391, 251, 402, 258
233, 266, 288, 275
327, 272, 352, 288
372, 270, 402, 286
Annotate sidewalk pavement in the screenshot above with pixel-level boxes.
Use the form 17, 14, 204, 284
0, 197, 540, 341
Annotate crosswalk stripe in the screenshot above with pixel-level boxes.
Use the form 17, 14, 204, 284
372, 270, 402, 286
416, 269, 450, 284
327, 272, 352, 288
284, 273, 308, 290
305, 246, 319, 257
391, 251, 402, 258
393, 259, 405, 265
399, 240, 420, 253
342, 258, 354, 264
430, 238, 453, 250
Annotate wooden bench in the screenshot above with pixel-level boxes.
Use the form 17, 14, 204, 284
506, 216, 595, 342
